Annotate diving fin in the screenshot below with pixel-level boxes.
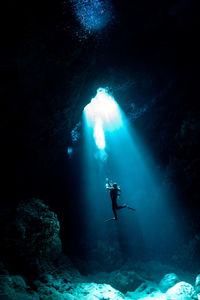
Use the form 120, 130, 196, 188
104, 217, 117, 222
126, 205, 136, 211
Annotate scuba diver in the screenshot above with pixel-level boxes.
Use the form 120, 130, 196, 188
105, 178, 135, 222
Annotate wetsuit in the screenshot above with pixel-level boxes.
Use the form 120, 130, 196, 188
110, 187, 126, 220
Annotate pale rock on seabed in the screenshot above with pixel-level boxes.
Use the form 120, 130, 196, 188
1, 267, 200, 300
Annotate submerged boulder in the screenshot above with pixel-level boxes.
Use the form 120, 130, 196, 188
15, 198, 61, 258
195, 274, 200, 294
0, 274, 39, 300
2, 198, 62, 276
126, 281, 165, 300
108, 270, 145, 293
86, 269, 145, 293
159, 273, 180, 292
68, 282, 126, 300
166, 281, 195, 300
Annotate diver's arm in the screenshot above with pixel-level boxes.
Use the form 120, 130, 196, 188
106, 184, 113, 190
105, 178, 113, 189
106, 178, 112, 185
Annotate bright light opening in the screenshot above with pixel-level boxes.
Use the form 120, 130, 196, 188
94, 117, 105, 149
84, 88, 122, 149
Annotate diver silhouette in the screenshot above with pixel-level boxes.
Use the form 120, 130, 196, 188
105, 178, 135, 222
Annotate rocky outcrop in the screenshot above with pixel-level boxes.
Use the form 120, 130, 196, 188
195, 274, 200, 294
1, 268, 200, 300
0, 274, 39, 300
108, 270, 145, 293
0, 273, 126, 300
159, 273, 180, 292
87, 270, 145, 294
1, 198, 62, 276
68, 283, 126, 300
166, 281, 195, 300
126, 280, 166, 299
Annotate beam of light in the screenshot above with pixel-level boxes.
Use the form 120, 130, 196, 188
84, 88, 122, 150
70, 0, 113, 32
94, 118, 105, 149
81, 86, 183, 263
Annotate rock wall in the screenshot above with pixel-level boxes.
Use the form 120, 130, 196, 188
0, 198, 62, 277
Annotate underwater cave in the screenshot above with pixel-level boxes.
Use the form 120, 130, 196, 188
0, 0, 200, 299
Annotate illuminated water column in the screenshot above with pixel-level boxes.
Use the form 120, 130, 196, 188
83, 88, 182, 257
82, 88, 123, 241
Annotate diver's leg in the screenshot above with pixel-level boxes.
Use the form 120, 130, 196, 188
104, 206, 118, 222
104, 210, 117, 222
116, 205, 127, 209
116, 204, 136, 211
112, 207, 118, 220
